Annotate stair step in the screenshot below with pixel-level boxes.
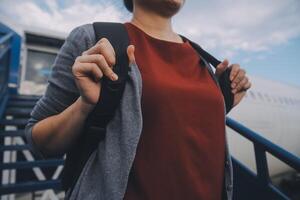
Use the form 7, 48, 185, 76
0, 144, 30, 151
0, 130, 24, 137
0, 179, 62, 195
5, 107, 32, 117
7, 101, 37, 108
9, 95, 41, 101
1, 159, 64, 170
0, 119, 28, 126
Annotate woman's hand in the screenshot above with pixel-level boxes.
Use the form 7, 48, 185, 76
72, 38, 136, 106
215, 59, 251, 107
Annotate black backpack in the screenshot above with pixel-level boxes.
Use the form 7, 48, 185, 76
61, 22, 234, 194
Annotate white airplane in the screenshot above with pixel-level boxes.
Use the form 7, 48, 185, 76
227, 75, 300, 176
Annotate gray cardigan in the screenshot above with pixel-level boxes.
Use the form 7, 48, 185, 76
25, 23, 234, 200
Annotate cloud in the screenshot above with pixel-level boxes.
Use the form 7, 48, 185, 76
0, 0, 130, 33
175, 0, 300, 57
1, 0, 300, 58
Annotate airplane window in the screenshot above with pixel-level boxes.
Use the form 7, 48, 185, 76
257, 92, 263, 100
288, 98, 293, 105
270, 95, 275, 103
264, 93, 271, 102
25, 49, 56, 84
278, 97, 284, 104
284, 97, 289, 105
249, 91, 256, 99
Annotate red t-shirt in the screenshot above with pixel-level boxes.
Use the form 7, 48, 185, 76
123, 22, 226, 200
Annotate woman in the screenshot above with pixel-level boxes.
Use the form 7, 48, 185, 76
25, 0, 251, 199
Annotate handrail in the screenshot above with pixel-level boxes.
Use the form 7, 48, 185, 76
0, 44, 10, 60
0, 23, 22, 94
0, 32, 12, 119
0, 32, 13, 45
226, 117, 300, 199
226, 117, 300, 171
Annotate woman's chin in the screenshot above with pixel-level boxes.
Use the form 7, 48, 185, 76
160, 0, 184, 17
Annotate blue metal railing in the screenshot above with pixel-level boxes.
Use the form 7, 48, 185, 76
0, 33, 13, 61
227, 118, 300, 171
0, 22, 22, 119
226, 117, 300, 199
0, 22, 21, 96
0, 31, 12, 119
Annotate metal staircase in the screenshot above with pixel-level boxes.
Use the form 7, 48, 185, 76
0, 95, 64, 198
0, 23, 64, 199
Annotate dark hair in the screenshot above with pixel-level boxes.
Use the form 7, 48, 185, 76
123, 0, 133, 12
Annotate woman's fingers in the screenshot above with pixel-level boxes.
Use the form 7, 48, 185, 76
231, 68, 245, 89
233, 76, 248, 93
127, 45, 136, 65
78, 38, 135, 82
215, 59, 229, 78
229, 64, 240, 81
76, 54, 118, 81
82, 37, 116, 67
73, 62, 103, 81
243, 80, 252, 90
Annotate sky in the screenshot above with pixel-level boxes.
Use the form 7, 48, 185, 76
0, 0, 300, 87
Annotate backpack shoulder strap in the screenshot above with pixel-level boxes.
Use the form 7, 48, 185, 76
180, 35, 234, 114
62, 22, 130, 193
86, 22, 130, 133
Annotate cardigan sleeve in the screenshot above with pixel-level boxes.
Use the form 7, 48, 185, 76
24, 24, 96, 159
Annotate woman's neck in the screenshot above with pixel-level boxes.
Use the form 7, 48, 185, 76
130, 6, 183, 43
